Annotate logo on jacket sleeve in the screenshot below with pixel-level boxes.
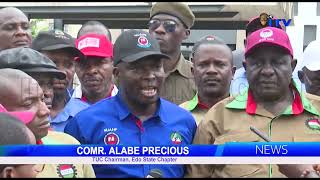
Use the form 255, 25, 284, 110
170, 132, 182, 145
306, 118, 320, 130
104, 132, 120, 145
57, 164, 77, 178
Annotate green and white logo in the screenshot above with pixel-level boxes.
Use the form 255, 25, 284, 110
57, 164, 77, 178
306, 118, 320, 130
170, 132, 182, 145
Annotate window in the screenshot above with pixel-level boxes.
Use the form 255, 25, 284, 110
294, 2, 298, 16
303, 25, 317, 51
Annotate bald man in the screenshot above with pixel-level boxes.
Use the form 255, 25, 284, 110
0, 68, 96, 178
0, 7, 32, 51
77, 20, 112, 41
0, 68, 51, 140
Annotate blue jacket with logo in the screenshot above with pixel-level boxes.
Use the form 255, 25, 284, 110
64, 92, 197, 178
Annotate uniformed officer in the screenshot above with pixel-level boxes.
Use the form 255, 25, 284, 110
0, 68, 95, 178
64, 29, 197, 178
186, 27, 320, 178
180, 35, 235, 125
148, 2, 196, 105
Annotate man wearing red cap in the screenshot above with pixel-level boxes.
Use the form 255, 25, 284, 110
55, 34, 117, 131
231, 13, 284, 96
186, 27, 320, 178
74, 33, 117, 103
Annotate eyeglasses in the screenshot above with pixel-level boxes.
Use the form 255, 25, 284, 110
148, 19, 178, 33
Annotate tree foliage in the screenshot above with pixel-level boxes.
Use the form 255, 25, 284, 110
30, 19, 49, 38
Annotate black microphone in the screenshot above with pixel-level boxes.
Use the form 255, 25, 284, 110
146, 169, 163, 178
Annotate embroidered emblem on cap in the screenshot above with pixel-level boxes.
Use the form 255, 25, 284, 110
78, 37, 100, 50
205, 36, 215, 41
260, 29, 273, 38
137, 34, 151, 48
306, 117, 320, 131
170, 132, 182, 145
104, 132, 120, 145
54, 29, 69, 40
56, 164, 77, 178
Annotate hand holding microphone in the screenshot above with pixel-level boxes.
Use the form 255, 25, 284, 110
250, 126, 320, 178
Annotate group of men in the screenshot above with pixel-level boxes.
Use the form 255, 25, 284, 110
0, 2, 320, 178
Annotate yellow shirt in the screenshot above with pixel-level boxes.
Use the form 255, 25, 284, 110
186, 84, 320, 178
36, 131, 96, 178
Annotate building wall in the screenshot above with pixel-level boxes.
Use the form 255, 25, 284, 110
287, 2, 320, 76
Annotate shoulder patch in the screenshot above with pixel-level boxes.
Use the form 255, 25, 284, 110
306, 117, 320, 131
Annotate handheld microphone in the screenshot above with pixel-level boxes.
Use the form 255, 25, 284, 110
146, 169, 163, 178
250, 126, 320, 178
250, 126, 271, 142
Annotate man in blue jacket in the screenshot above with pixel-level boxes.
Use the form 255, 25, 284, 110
65, 29, 197, 178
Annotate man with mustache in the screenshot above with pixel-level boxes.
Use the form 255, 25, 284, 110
32, 29, 84, 132
0, 47, 66, 113
0, 7, 32, 51
0, 68, 95, 178
180, 35, 236, 125
231, 13, 284, 96
73, 33, 117, 103
53, 33, 117, 132
186, 27, 320, 178
148, 2, 196, 105
65, 30, 196, 178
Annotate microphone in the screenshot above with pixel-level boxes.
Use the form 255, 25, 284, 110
250, 126, 271, 142
250, 126, 320, 178
146, 169, 163, 178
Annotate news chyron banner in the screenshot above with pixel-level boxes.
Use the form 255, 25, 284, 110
0, 143, 320, 164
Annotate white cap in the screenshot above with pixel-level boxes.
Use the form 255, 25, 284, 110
302, 40, 320, 71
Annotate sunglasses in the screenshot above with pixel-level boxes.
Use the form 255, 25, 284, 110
148, 19, 178, 33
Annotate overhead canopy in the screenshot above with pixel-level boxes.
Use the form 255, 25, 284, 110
0, 2, 295, 30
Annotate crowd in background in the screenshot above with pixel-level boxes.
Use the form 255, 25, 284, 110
1, 2, 320, 178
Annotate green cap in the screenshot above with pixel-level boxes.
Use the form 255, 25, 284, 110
150, 2, 195, 29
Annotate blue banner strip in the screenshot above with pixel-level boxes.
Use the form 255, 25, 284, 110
1, 143, 320, 156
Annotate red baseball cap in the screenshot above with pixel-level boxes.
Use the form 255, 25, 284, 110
245, 27, 293, 58
0, 104, 35, 124
75, 34, 113, 59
